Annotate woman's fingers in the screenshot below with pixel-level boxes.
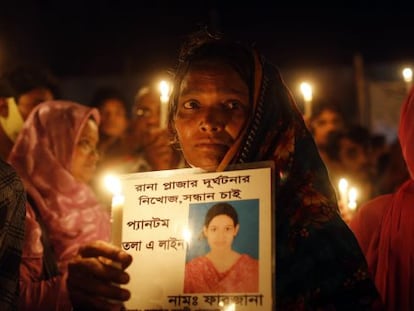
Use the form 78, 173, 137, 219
67, 240, 133, 310
78, 240, 133, 269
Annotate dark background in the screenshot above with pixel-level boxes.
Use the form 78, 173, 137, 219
1, 1, 413, 77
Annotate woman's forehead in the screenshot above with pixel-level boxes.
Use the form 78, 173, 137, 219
179, 65, 249, 96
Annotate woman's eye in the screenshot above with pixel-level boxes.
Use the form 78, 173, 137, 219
226, 101, 242, 110
183, 101, 199, 109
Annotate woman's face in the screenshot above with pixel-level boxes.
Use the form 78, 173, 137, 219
72, 119, 99, 183
98, 99, 128, 138
130, 91, 161, 146
203, 214, 239, 251
174, 64, 250, 171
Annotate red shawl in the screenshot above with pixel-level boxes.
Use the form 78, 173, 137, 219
350, 85, 414, 310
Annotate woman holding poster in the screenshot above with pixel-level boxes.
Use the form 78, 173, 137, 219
184, 202, 258, 293
67, 30, 383, 310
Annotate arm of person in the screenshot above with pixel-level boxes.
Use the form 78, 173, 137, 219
67, 240, 133, 311
19, 205, 72, 310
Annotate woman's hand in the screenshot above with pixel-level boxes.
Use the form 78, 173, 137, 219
67, 240, 133, 311
144, 128, 180, 170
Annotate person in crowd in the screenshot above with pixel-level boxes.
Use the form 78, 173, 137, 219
124, 84, 185, 172
92, 84, 185, 206
308, 101, 346, 173
349, 86, 414, 311
184, 202, 258, 293
324, 125, 375, 222
90, 86, 129, 164
374, 138, 409, 196
66, 31, 382, 310
0, 64, 59, 160
8, 100, 110, 310
0, 159, 26, 311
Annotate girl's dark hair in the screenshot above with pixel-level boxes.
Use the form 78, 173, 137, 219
204, 202, 239, 227
168, 30, 255, 141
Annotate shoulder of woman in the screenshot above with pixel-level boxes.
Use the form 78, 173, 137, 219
350, 194, 393, 230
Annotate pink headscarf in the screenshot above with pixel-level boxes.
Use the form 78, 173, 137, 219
369, 86, 414, 310
8, 100, 110, 265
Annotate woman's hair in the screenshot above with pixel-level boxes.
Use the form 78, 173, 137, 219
90, 86, 129, 118
4, 63, 61, 99
168, 30, 255, 140
204, 202, 239, 227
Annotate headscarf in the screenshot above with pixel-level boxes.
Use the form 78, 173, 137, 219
170, 33, 381, 309
0, 159, 25, 309
368, 85, 414, 310
8, 100, 110, 266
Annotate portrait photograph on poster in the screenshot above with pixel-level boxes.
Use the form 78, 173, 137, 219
184, 199, 259, 294
116, 162, 274, 310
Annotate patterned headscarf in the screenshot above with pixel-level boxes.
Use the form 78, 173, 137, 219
8, 101, 110, 266
170, 33, 381, 309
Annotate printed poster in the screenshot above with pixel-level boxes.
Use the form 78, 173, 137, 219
117, 162, 274, 310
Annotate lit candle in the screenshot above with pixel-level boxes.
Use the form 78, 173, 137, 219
300, 82, 313, 119
111, 194, 124, 246
159, 80, 170, 129
347, 187, 358, 211
338, 178, 348, 208
402, 67, 413, 93
104, 175, 124, 246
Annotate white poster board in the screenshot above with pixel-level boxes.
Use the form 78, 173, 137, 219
116, 163, 274, 310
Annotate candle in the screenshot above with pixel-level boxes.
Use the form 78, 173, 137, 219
402, 67, 413, 93
300, 82, 313, 119
347, 187, 358, 211
159, 80, 170, 129
104, 175, 124, 246
338, 178, 348, 208
111, 194, 124, 246
103, 177, 124, 282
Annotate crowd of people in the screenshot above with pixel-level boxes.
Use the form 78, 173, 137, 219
0, 29, 412, 310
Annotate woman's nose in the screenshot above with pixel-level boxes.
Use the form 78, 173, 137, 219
199, 108, 226, 133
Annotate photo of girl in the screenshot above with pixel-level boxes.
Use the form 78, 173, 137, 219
184, 200, 259, 293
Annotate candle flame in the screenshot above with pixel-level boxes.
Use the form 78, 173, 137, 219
300, 82, 313, 102
402, 67, 413, 83
348, 187, 358, 210
338, 178, 348, 193
159, 80, 170, 102
103, 174, 122, 195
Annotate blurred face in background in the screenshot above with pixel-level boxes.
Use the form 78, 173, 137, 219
338, 137, 370, 179
130, 91, 161, 147
311, 109, 344, 149
72, 119, 100, 183
17, 87, 54, 120
98, 99, 128, 138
